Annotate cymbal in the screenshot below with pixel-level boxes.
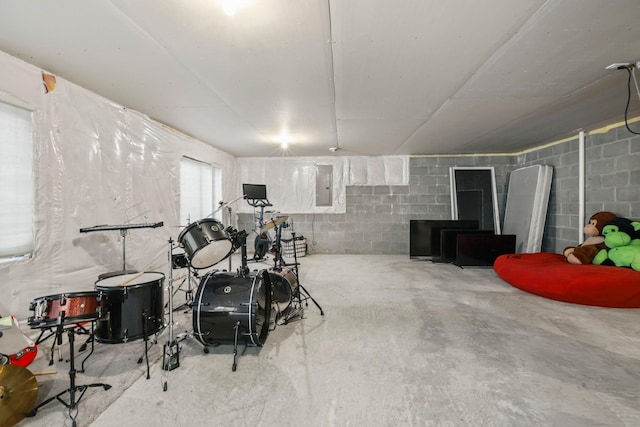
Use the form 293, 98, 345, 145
260, 216, 289, 233
0, 364, 38, 427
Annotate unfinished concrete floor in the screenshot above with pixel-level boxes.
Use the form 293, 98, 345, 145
15, 254, 640, 426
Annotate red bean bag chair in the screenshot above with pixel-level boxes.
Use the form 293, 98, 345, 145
493, 252, 640, 308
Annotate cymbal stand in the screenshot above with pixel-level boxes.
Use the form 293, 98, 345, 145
272, 223, 286, 269
27, 314, 111, 427
247, 198, 273, 261
283, 231, 324, 324
161, 238, 180, 391
226, 227, 250, 277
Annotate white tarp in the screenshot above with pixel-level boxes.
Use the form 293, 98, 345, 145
0, 47, 408, 321
237, 156, 408, 214
0, 50, 237, 320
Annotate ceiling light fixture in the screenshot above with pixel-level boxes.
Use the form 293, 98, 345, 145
216, 0, 255, 16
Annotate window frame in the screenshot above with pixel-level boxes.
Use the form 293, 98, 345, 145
0, 100, 34, 261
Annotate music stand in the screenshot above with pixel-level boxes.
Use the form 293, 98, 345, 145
79, 221, 164, 271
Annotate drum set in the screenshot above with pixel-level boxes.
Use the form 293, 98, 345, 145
21, 206, 323, 424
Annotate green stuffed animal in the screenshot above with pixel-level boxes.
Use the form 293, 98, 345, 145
592, 218, 640, 270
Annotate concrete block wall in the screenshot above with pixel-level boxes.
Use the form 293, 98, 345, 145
236, 123, 639, 256
520, 127, 640, 253
237, 155, 516, 255
519, 138, 580, 254
237, 186, 411, 255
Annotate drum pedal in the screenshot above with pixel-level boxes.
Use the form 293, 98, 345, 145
162, 341, 180, 371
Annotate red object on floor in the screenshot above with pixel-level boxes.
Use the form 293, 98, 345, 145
0, 316, 38, 367
494, 252, 640, 308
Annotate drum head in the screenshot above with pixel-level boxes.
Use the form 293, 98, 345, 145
95, 271, 164, 288
192, 270, 271, 346
190, 239, 233, 269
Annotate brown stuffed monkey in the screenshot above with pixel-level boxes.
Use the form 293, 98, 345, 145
563, 211, 617, 264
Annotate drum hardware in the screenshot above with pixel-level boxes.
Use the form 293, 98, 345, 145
28, 291, 105, 369
167, 248, 200, 312
79, 221, 164, 272
245, 192, 274, 260
159, 238, 181, 391
216, 197, 242, 272
226, 227, 251, 278
32, 321, 96, 370
26, 321, 111, 427
210, 194, 245, 216
282, 231, 324, 324
260, 215, 289, 233
0, 364, 38, 427
269, 217, 293, 270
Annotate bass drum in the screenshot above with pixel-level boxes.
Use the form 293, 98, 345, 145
193, 270, 271, 346
267, 267, 299, 315
94, 272, 165, 344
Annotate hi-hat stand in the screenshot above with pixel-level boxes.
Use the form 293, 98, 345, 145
283, 231, 324, 323
246, 197, 274, 261
160, 238, 181, 391
27, 316, 111, 427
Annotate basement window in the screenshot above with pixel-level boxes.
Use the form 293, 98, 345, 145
0, 101, 34, 261
180, 157, 222, 224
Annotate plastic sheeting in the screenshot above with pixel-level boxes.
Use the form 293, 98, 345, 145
0, 47, 408, 320
237, 156, 408, 214
0, 50, 238, 320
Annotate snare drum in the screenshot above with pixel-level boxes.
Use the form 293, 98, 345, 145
94, 272, 165, 344
178, 218, 233, 269
192, 270, 271, 346
28, 291, 104, 328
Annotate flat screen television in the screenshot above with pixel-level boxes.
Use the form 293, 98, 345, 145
456, 234, 516, 266
242, 183, 267, 200
438, 229, 494, 262
409, 219, 479, 259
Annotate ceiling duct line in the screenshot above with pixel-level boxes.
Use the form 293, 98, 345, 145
326, 0, 340, 153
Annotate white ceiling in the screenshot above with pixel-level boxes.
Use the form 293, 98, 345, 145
0, 0, 639, 157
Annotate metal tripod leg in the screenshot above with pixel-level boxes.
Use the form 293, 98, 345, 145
232, 321, 240, 372
27, 328, 111, 427
299, 283, 324, 315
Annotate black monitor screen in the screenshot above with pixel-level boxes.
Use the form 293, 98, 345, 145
456, 234, 516, 266
440, 229, 493, 262
409, 219, 479, 259
243, 184, 267, 200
